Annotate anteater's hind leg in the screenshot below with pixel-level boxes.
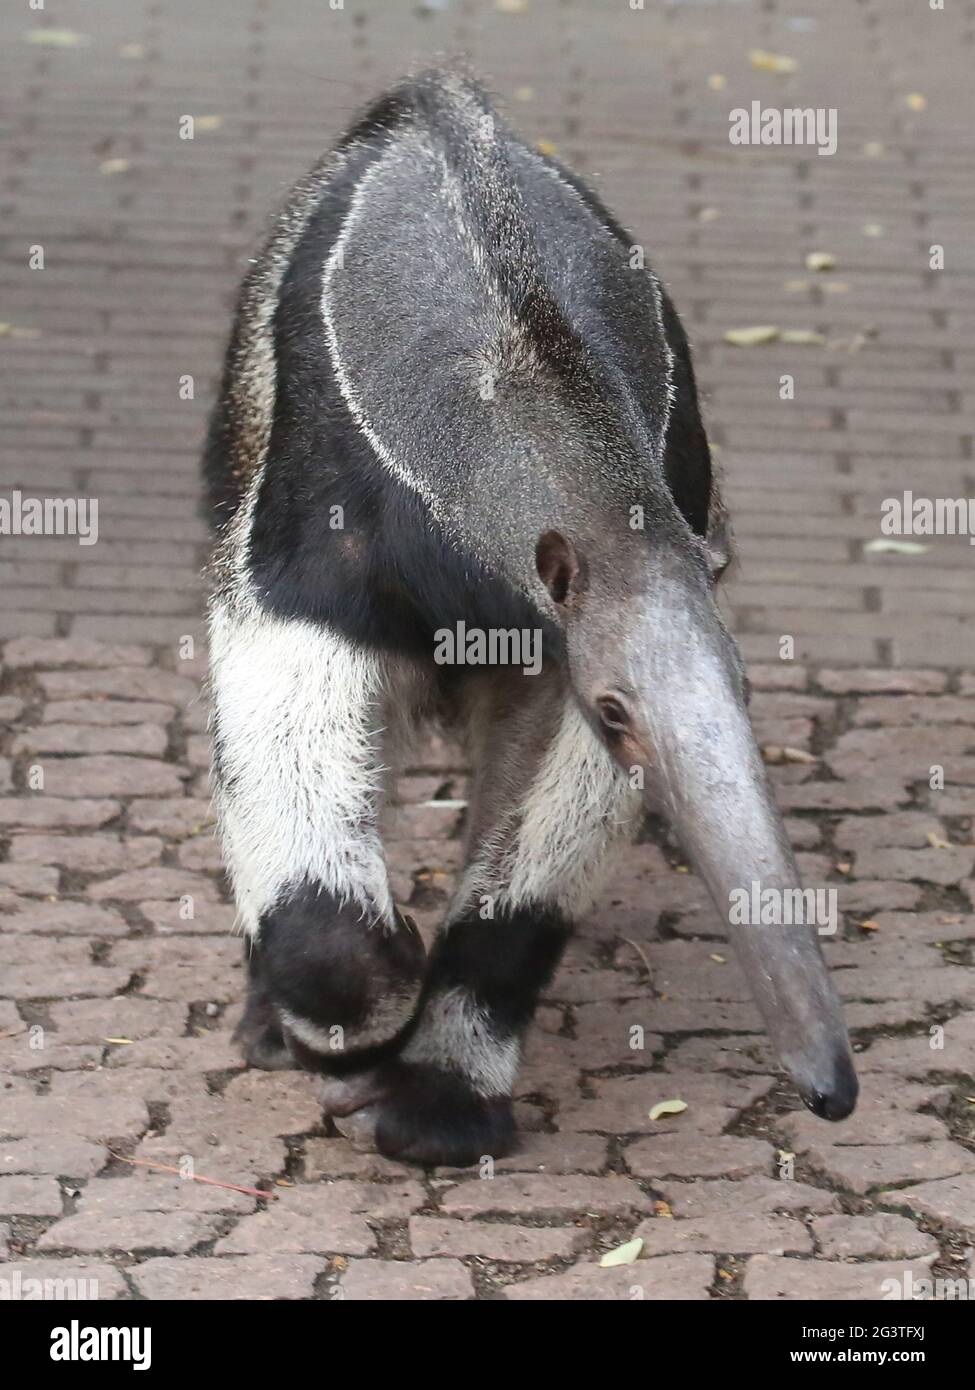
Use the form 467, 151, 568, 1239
324, 665, 642, 1166
210, 598, 427, 1072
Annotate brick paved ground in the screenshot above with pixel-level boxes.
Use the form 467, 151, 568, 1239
1, 1, 973, 1300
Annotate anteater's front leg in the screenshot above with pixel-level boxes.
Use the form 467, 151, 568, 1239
323, 668, 642, 1166
209, 598, 425, 1071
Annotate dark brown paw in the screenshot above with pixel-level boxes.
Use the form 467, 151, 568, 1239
233, 1000, 295, 1071
321, 1060, 515, 1168
262, 893, 426, 1064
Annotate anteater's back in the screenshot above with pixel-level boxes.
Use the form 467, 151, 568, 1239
204, 70, 712, 614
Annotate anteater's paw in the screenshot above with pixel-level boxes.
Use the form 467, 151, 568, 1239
233, 999, 296, 1071
264, 903, 428, 1070
321, 1060, 515, 1168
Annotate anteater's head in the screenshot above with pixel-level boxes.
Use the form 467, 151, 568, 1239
535, 510, 857, 1123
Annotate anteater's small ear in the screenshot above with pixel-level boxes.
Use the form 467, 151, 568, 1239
705, 501, 733, 581
536, 530, 587, 607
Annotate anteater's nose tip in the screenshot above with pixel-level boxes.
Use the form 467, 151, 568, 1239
803, 1055, 859, 1121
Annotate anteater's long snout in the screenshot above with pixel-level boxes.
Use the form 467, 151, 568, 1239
612, 562, 858, 1121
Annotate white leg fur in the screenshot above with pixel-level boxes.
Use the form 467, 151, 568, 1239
209, 596, 394, 936
401, 986, 519, 1098
453, 696, 641, 921
206, 140, 406, 939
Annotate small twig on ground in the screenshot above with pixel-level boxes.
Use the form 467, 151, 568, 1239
108, 1151, 277, 1201
622, 937, 656, 993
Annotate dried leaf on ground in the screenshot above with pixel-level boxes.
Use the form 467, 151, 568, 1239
649, 1099, 688, 1121
724, 325, 779, 347
599, 1237, 644, 1268
750, 49, 798, 74
864, 539, 929, 555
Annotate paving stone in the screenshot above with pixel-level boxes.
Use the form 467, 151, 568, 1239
216, 1181, 425, 1256
128, 797, 214, 836
818, 670, 946, 696
504, 1253, 714, 1300
36, 668, 197, 705
137, 1133, 287, 1190
0, 1137, 107, 1178
49, 998, 187, 1044
834, 811, 949, 852
87, 867, 217, 901
3, 638, 152, 669
0, 1092, 150, 1143
812, 1213, 938, 1259
0, 798, 120, 829
880, 1174, 975, 1233
49, 1067, 210, 1107
9, 833, 163, 873
177, 836, 224, 872
409, 1216, 582, 1261
39, 756, 187, 799
664, 1176, 840, 1218
803, 1141, 975, 1195
38, 1209, 220, 1254
0, 1038, 105, 1075
102, 1032, 243, 1073
744, 1255, 935, 1300
858, 1019, 975, 1076
158, 1093, 319, 1158
662, 1035, 776, 1074
44, 700, 175, 727
836, 881, 923, 913
0, 901, 129, 935
854, 846, 975, 886
74, 1171, 255, 1216
828, 727, 975, 783
302, 1139, 412, 1182
776, 780, 911, 813
440, 1174, 653, 1219
338, 1258, 474, 1301
489, 1132, 609, 1175
131, 1254, 324, 1300
140, 898, 237, 934
12, 725, 168, 757
625, 1135, 775, 1180
851, 912, 975, 944
2, 963, 131, 1000
0, 864, 59, 895
0, 1174, 64, 1217
109, 936, 243, 1002
634, 1211, 812, 1257
0, 998, 21, 1031
838, 964, 975, 1005
850, 696, 975, 727
559, 1071, 773, 1135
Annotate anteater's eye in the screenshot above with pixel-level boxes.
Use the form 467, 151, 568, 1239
597, 697, 630, 733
